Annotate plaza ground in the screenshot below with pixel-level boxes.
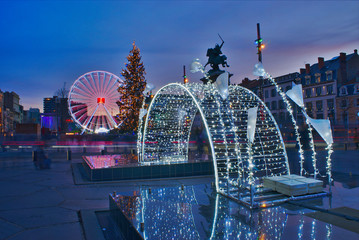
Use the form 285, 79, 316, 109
0, 147, 358, 240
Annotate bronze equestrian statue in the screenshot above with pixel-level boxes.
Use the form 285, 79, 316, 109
201, 35, 232, 84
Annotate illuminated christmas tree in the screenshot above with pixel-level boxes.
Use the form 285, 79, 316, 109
117, 42, 146, 132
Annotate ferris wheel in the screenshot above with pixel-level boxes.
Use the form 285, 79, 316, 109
68, 71, 123, 134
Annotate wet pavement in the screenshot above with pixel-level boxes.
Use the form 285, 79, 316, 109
0, 149, 358, 239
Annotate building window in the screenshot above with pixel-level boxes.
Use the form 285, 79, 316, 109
327, 85, 333, 95
315, 73, 321, 83
271, 89, 276, 97
317, 113, 324, 119
265, 102, 270, 108
339, 86, 348, 96
305, 76, 311, 85
341, 99, 347, 108
271, 101, 277, 110
327, 99, 334, 110
316, 101, 323, 111
265, 90, 269, 98
326, 71, 333, 81
316, 87, 321, 96
305, 89, 311, 98
279, 100, 285, 109
357, 98, 359, 107
354, 84, 359, 94
306, 102, 312, 111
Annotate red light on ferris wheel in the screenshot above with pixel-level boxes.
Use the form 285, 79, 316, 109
97, 98, 105, 104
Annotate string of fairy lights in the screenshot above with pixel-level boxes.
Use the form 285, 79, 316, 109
140, 82, 289, 201
326, 143, 333, 191
264, 73, 306, 176
227, 90, 245, 189
136, 97, 147, 162
304, 112, 319, 178
261, 69, 333, 184
138, 65, 333, 206
210, 194, 288, 239
111, 188, 334, 240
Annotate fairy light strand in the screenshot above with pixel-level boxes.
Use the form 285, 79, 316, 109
302, 109, 318, 179
326, 143, 333, 192
264, 73, 305, 176
140, 82, 289, 203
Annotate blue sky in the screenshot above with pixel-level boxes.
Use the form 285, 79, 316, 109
0, 1, 358, 111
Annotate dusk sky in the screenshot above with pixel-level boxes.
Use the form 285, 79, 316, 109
0, 1, 358, 111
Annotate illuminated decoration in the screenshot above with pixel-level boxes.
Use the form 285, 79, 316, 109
303, 113, 333, 181
139, 109, 147, 119
97, 97, 105, 104
247, 106, 258, 143
137, 61, 333, 207
111, 184, 335, 239
139, 81, 289, 203
254, 64, 306, 176
255, 64, 333, 187
112, 186, 200, 240
84, 154, 138, 169
137, 83, 155, 162
68, 71, 123, 134
214, 72, 229, 99
253, 62, 266, 77
303, 113, 333, 145
286, 83, 304, 108
210, 194, 287, 240
190, 58, 210, 80
117, 42, 147, 132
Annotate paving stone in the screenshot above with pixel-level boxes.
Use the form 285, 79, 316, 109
61, 200, 109, 211
0, 181, 45, 198
0, 207, 78, 228
0, 188, 64, 211
7, 222, 84, 240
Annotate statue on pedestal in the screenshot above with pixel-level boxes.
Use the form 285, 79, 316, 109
201, 35, 232, 84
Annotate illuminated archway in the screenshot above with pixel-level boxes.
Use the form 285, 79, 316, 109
139, 83, 289, 199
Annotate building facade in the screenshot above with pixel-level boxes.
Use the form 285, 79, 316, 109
0, 90, 3, 135
3, 91, 22, 134
262, 72, 300, 123
23, 108, 41, 124
240, 49, 359, 143
297, 50, 359, 141
42, 96, 71, 134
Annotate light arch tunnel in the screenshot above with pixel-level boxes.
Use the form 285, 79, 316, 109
138, 82, 289, 198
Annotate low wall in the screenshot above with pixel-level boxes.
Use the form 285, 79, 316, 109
82, 160, 214, 181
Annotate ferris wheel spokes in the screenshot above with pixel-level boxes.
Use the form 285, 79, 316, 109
72, 86, 93, 99
81, 104, 100, 134
103, 104, 118, 129
69, 71, 123, 134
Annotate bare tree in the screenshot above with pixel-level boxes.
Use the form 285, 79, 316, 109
54, 82, 68, 98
